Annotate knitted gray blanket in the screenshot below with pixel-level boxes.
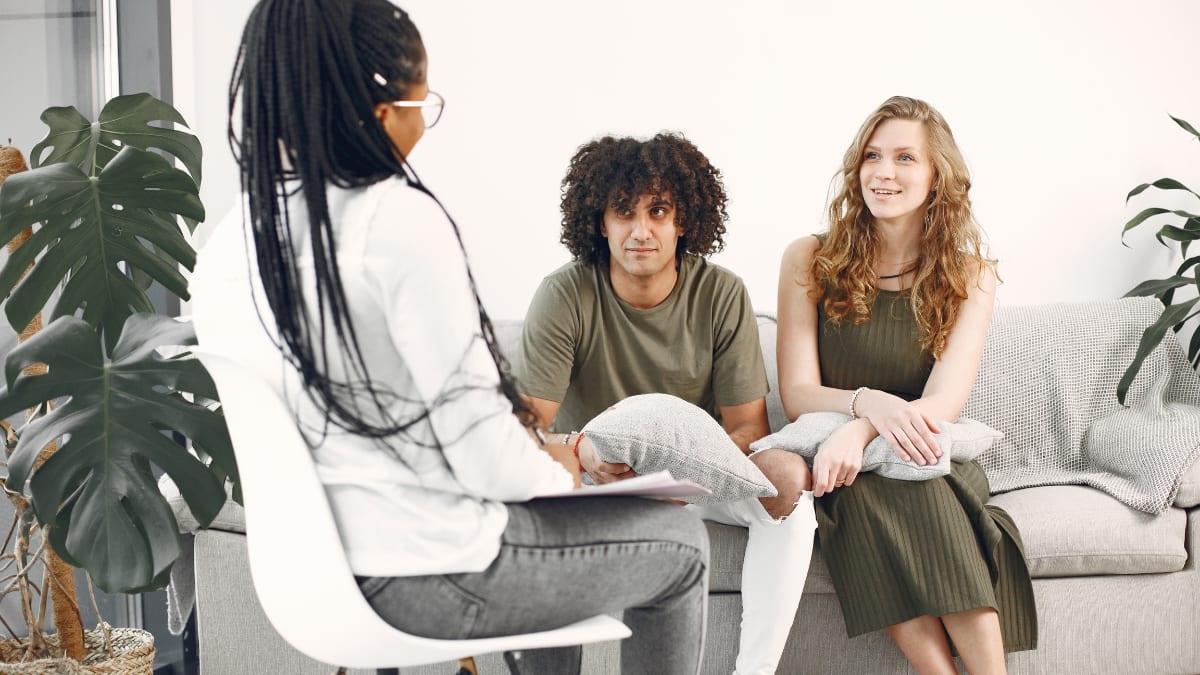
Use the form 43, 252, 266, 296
963, 297, 1200, 514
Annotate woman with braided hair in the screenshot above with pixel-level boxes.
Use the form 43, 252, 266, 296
190, 2, 709, 673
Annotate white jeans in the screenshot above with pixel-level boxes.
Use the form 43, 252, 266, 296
688, 491, 817, 675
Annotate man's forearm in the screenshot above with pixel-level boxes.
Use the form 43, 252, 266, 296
720, 398, 771, 456
526, 425, 582, 486
727, 424, 767, 456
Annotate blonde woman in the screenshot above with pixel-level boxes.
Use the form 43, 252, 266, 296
775, 96, 1036, 674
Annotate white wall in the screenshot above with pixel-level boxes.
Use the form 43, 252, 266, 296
173, 0, 1200, 321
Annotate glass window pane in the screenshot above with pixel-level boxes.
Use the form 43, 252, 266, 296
0, 0, 105, 157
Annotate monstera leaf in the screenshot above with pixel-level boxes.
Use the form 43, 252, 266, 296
0, 146, 203, 351
0, 314, 235, 593
30, 93, 202, 186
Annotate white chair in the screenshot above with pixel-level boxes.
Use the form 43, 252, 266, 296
197, 352, 630, 674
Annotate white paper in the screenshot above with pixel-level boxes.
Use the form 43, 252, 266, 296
536, 470, 711, 499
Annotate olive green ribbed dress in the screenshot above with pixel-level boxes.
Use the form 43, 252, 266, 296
816, 289, 1038, 652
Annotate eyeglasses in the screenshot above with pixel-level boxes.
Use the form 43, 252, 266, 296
389, 90, 445, 129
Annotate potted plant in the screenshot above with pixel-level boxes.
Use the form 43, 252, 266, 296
1119, 114, 1200, 404
0, 93, 235, 671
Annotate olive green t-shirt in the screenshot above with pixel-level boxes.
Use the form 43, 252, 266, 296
517, 255, 768, 432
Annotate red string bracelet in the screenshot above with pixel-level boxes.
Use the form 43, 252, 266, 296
572, 431, 586, 459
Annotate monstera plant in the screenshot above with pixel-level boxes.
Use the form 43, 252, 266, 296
0, 93, 235, 662
1119, 115, 1200, 404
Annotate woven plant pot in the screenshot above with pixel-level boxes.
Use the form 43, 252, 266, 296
0, 625, 154, 674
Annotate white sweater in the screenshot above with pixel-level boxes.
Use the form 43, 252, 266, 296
190, 176, 572, 576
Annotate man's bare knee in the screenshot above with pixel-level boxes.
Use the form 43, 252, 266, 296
750, 449, 812, 519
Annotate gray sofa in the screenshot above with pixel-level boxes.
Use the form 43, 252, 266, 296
184, 299, 1200, 674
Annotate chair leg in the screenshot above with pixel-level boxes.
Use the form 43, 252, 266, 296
502, 651, 524, 675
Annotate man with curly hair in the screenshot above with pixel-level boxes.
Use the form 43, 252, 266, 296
517, 132, 817, 675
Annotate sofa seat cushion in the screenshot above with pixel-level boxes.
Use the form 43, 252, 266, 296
988, 485, 1187, 577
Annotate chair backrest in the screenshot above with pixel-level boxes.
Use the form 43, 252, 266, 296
198, 351, 630, 669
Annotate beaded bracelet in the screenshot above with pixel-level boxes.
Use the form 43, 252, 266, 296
849, 386, 869, 419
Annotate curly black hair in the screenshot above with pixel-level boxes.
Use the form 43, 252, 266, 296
559, 133, 729, 264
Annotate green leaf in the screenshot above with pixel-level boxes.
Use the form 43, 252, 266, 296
1189, 324, 1200, 365
1123, 275, 1194, 298
1186, 220, 1200, 259
1171, 115, 1200, 141
1162, 287, 1177, 308
1121, 207, 1200, 241
1156, 224, 1200, 244
0, 146, 202, 351
1126, 178, 1200, 203
1173, 307, 1200, 334
1174, 255, 1200, 277
132, 214, 192, 295
0, 314, 235, 593
30, 93, 203, 185
1156, 218, 1200, 258
1117, 297, 1200, 404
27, 106, 91, 170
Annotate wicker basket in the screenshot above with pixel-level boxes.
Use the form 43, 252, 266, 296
0, 625, 154, 674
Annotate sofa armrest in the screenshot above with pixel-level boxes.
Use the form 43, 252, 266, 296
1185, 506, 1200, 571
1176, 456, 1200, 508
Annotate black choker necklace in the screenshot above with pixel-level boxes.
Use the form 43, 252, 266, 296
879, 265, 917, 280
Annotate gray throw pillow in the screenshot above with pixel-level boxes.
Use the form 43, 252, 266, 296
749, 412, 1002, 481
580, 393, 777, 504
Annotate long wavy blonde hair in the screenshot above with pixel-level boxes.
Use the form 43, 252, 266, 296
811, 96, 995, 358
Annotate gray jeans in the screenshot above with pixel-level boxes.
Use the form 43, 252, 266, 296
357, 496, 709, 675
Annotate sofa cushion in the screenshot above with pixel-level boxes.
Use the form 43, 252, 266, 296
750, 412, 1001, 481
988, 485, 1187, 577
581, 393, 777, 504
756, 315, 790, 434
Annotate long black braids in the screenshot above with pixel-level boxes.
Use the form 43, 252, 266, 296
228, 0, 532, 446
